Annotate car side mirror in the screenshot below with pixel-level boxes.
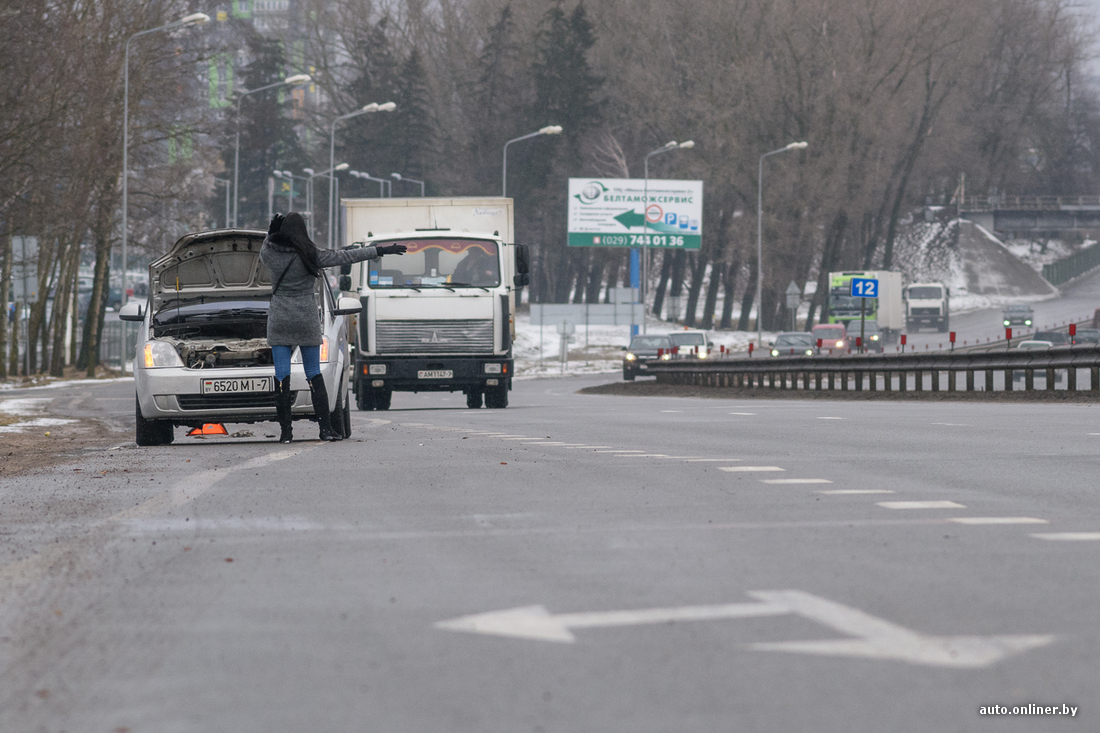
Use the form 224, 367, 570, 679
338, 275, 352, 291
333, 296, 362, 316
118, 301, 145, 322
621, 346, 627, 351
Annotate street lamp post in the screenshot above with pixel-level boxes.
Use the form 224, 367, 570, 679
329, 102, 396, 248
274, 170, 307, 213
350, 171, 388, 198
305, 164, 348, 238
213, 178, 230, 228
641, 140, 694, 333
122, 12, 209, 306
391, 172, 424, 197
756, 141, 808, 348
233, 73, 310, 227
502, 125, 562, 197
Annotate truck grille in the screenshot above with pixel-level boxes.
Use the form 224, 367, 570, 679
376, 320, 494, 354
910, 307, 940, 316
178, 393, 277, 411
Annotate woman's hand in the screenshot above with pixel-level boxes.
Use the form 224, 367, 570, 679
375, 244, 407, 256
268, 214, 285, 235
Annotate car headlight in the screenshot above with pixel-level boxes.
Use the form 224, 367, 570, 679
142, 340, 184, 368
1025, 320, 1032, 326
625, 353, 636, 361
1004, 319, 1010, 326
368, 363, 387, 375
770, 349, 779, 357
871, 335, 879, 341
836, 340, 845, 348
660, 353, 671, 360
805, 349, 813, 356
698, 350, 708, 359
484, 363, 503, 374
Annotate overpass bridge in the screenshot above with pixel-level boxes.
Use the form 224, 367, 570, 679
960, 195, 1100, 233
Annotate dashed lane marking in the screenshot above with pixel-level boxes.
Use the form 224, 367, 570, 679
613, 454, 670, 458
761, 479, 833, 485
816, 417, 845, 420
818, 489, 895, 495
720, 466, 785, 473
595, 450, 645, 453
685, 458, 742, 462
567, 445, 612, 449
877, 501, 966, 510
728, 412, 757, 416
947, 517, 1048, 525
522, 441, 567, 445
1030, 532, 1100, 541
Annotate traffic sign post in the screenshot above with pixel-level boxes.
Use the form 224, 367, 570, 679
849, 277, 878, 354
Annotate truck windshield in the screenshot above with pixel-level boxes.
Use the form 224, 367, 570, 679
908, 286, 942, 299
367, 239, 500, 289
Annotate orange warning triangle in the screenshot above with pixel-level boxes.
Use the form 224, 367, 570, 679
188, 423, 229, 436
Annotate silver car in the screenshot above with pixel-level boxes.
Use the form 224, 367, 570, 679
119, 228, 362, 446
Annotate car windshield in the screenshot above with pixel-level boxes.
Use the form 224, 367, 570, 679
1033, 331, 1066, 342
814, 328, 845, 341
367, 239, 500, 289
1005, 305, 1031, 313
775, 334, 813, 347
908, 286, 942, 299
852, 322, 880, 333
669, 333, 706, 346
629, 336, 670, 350
152, 299, 269, 339
1018, 341, 1052, 349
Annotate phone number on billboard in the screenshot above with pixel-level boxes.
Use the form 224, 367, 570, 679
629, 234, 687, 246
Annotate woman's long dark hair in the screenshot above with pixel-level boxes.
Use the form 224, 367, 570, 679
279, 212, 321, 277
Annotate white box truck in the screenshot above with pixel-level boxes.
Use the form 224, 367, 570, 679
904, 282, 950, 332
826, 270, 904, 342
339, 197, 528, 410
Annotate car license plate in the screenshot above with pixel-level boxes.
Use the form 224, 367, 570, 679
417, 370, 452, 379
200, 377, 272, 394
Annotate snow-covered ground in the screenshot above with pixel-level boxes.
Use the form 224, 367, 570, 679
1002, 236, 1096, 273
0, 397, 77, 433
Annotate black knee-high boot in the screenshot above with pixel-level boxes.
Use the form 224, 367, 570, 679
309, 374, 342, 441
274, 376, 293, 443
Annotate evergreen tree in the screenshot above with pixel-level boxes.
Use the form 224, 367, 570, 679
339, 17, 400, 186
215, 35, 306, 228
394, 49, 433, 186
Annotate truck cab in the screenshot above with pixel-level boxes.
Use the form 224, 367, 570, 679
905, 282, 950, 332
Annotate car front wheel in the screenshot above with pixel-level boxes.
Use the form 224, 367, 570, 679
135, 397, 166, 446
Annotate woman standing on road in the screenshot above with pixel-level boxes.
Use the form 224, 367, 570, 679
261, 212, 405, 443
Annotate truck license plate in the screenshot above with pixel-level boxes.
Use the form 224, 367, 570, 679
200, 377, 272, 394
417, 370, 453, 379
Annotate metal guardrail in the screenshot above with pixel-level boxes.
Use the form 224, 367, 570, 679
647, 345, 1100, 394
1042, 245, 1100, 286
960, 195, 1100, 212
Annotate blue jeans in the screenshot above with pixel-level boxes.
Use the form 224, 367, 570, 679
272, 345, 320, 381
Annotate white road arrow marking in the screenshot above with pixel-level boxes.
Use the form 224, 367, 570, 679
435, 589, 1054, 668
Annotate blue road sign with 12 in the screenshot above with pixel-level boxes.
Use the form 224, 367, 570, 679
850, 277, 878, 298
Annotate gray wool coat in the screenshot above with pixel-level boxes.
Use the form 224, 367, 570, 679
260, 237, 379, 346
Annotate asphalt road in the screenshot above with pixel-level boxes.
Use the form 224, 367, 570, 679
1, 376, 1098, 732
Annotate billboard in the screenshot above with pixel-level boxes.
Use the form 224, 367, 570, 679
568, 178, 703, 249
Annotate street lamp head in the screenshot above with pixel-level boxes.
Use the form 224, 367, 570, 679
303, 168, 315, 176
361, 103, 379, 113
334, 163, 349, 172
787, 141, 809, 150
678, 140, 695, 149
378, 102, 397, 112
391, 173, 402, 180
284, 74, 311, 85
280, 170, 292, 178
662, 140, 678, 150
539, 125, 563, 135
273, 171, 283, 178
180, 12, 210, 25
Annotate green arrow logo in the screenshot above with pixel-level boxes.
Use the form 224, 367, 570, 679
614, 210, 646, 228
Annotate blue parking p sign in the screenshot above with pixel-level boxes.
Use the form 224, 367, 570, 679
850, 277, 879, 298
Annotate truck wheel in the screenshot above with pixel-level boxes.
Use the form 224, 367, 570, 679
357, 389, 375, 411
375, 390, 392, 411
485, 385, 509, 409
135, 397, 164, 447
466, 390, 483, 409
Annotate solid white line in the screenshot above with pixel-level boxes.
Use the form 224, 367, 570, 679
877, 500, 966, 510
720, 466, 785, 472
761, 478, 833, 485
567, 445, 612, 449
595, 450, 645, 453
522, 442, 566, 445
614, 454, 670, 458
685, 458, 742, 462
1030, 532, 1100, 541
501, 437, 532, 440
729, 412, 757, 416
947, 517, 1048, 525
816, 417, 845, 420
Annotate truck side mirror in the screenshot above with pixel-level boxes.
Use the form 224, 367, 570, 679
513, 273, 530, 288
338, 275, 352, 291
339, 263, 352, 276
515, 244, 530, 275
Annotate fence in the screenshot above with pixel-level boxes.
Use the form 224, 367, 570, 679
647, 345, 1100, 394
1041, 244, 1100, 286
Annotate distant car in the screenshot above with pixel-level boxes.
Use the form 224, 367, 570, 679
1003, 304, 1034, 327
1013, 340, 1063, 383
1032, 330, 1069, 345
770, 332, 815, 357
622, 334, 673, 381
811, 324, 848, 354
847, 319, 884, 353
668, 330, 712, 358
1072, 327, 1100, 344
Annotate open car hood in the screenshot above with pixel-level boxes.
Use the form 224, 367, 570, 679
149, 229, 269, 313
